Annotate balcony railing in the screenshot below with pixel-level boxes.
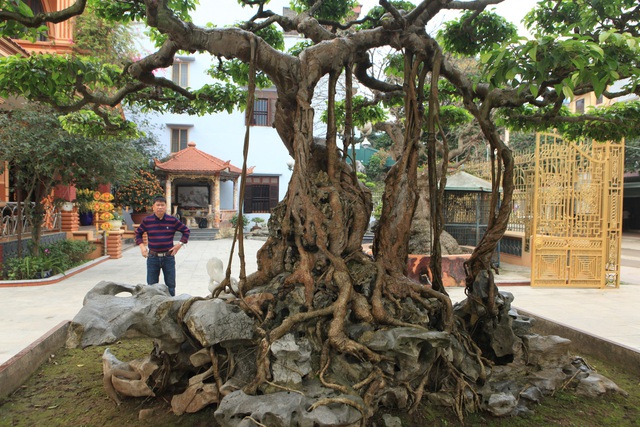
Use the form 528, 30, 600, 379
0, 202, 62, 239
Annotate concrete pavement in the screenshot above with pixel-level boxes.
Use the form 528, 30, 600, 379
1, 236, 640, 366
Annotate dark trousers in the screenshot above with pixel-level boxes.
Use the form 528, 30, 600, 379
147, 254, 176, 296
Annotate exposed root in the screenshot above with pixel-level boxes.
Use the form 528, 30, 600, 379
307, 397, 367, 421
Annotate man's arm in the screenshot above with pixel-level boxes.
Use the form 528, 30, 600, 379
135, 220, 149, 258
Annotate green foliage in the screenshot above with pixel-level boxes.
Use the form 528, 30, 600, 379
359, 1, 416, 30
90, 0, 198, 24
290, 0, 358, 22
439, 11, 518, 56
230, 213, 247, 228
288, 40, 314, 57
0, 54, 124, 107
59, 111, 139, 139
365, 152, 391, 181
0, 0, 49, 40
437, 105, 473, 129
251, 217, 266, 227
73, 2, 138, 67
130, 83, 247, 116
321, 95, 388, 129
2, 239, 94, 280
559, 101, 640, 142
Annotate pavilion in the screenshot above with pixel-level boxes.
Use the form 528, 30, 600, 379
154, 141, 247, 228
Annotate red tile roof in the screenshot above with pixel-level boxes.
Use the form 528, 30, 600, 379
154, 142, 243, 175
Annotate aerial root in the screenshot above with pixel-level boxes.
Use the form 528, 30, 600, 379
353, 367, 383, 391
409, 361, 435, 414
319, 341, 350, 394
208, 348, 226, 398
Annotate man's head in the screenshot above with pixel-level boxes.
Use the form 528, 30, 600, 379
152, 196, 167, 217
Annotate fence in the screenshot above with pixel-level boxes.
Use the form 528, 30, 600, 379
1, 202, 62, 239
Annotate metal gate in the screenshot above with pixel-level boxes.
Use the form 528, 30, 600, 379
530, 133, 623, 288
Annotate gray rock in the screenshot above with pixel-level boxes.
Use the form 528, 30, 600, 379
486, 392, 517, 417
183, 299, 255, 347
521, 334, 571, 368
575, 373, 628, 397
66, 281, 189, 353
271, 333, 312, 384
527, 368, 567, 394
381, 414, 403, 427
519, 385, 543, 403
214, 390, 364, 427
359, 327, 450, 381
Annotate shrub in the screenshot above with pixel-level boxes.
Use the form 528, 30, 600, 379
2, 240, 94, 280
229, 213, 247, 228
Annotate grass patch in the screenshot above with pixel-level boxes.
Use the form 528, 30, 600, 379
1, 339, 639, 426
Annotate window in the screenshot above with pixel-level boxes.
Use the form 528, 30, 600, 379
249, 90, 277, 127
243, 176, 279, 213
575, 98, 585, 113
172, 62, 189, 87
596, 94, 604, 105
252, 99, 269, 126
170, 127, 189, 152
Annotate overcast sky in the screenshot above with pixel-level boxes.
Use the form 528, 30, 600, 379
193, 0, 540, 36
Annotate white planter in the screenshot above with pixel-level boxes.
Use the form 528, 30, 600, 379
62, 202, 74, 212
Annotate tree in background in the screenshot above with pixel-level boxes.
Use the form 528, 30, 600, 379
1, 0, 640, 421
0, 104, 146, 253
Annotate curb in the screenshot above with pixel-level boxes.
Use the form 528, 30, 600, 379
518, 308, 640, 376
0, 321, 70, 400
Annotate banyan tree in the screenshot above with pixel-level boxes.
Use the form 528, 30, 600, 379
2, 0, 640, 423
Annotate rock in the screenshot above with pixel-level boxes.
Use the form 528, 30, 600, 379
509, 309, 535, 337
519, 385, 543, 403
214, 390, 364, 427
575, 373, 628, 397
359, 327, 450, 381
183, 299, 255, 347
271, 333, 312, 385
138, 408, 156, 420
486, 392, 517, 416
171, 381, 219, 415
66, 281, 189, 353
102, 348, 157, 404
381, 414, 403, 427
527, 368, 567, 394
521, 334, 571, 368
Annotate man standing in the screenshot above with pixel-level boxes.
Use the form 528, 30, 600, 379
135, 196, 190, 296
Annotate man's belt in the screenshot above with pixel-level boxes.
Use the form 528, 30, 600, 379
149, 251, 171, 257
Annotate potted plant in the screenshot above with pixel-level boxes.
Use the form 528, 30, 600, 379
250, 216, 265, 231
76, 188, 95, 225
115, 169, 163, 223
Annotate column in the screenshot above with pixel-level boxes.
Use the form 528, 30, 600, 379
214, 176, 221, 227
60, 208, 79, 232
165, 177, 173, 214
106, 230, 124, 259
232, 178, 238, 210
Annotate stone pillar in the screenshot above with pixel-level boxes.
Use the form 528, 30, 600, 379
233, 178, 238, 210
106, 230, 124, 259
214, 176, 221, 227
165, 176, 173, 214
61, 209, 79, 232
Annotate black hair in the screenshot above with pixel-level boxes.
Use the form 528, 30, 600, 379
153, 196, 166, 204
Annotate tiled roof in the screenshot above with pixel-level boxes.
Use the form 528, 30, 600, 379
154, 142, 243, 174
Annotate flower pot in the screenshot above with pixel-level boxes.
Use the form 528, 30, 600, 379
108, 220, 123, 230
61, 202, 74, 212
131, 211, 150, 224
79, 211, 94, 226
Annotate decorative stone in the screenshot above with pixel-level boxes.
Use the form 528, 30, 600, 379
575, 373, 628, 397
102, 348, 157, 404
183, 299, 255, 347
486, 392, 517, 416
271, 333, 312, 385
66, 281, 189, 353
521, 334, 571, 368
214, 390, 364, 427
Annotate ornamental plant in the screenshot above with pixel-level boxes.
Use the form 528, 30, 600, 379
115, 169, 163, 213
75, 188, 96, 214
91, 191, 122, 231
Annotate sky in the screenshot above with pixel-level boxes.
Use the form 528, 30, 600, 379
193, 0, 540, 36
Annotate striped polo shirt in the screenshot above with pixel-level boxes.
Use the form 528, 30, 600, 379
135, 213, 190, 252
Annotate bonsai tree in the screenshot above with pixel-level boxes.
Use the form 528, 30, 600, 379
3, 0, 640, 422
250, 216, 265, 230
